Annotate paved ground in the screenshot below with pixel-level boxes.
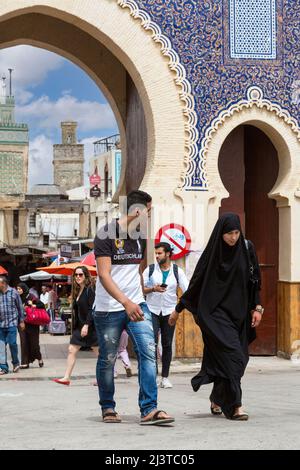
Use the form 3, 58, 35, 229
1, 334, 300, 450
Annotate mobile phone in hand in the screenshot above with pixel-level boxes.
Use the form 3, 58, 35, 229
160, 283, 168, 288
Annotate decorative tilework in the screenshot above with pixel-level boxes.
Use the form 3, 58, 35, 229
120, 0, 299, 190
115, 151, 122, 187
0, 152, 24, 194
229, 0, 277, 59
117, 0, 200, 190
199, 85, 300, 185
0, 129, 29, 144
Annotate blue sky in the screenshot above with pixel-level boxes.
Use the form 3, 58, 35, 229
0, 45, 118, 189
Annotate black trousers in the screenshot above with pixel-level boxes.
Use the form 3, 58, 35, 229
151, 312, 175, 378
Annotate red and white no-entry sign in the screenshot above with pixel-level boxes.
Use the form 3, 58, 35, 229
155, 223, 191, 260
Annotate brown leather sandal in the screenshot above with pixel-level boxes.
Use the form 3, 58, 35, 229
140, 410, 175, 426
102, 410, 122, 423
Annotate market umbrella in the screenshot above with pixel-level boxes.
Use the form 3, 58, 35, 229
0, 265, 8, 275
19, 270, 68, 282
80, 251, 96, 266
70, 251, 96, 266
38, 262, 97, 277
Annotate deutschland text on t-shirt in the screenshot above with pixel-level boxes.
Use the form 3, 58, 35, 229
93, 220, 146, 312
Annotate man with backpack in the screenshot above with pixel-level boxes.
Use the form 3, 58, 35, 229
143, 242, 189, 389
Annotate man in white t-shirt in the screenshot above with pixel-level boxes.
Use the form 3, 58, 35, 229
93, 190, 174, 426
40, 285, 49, 308
143, 242, 189, 389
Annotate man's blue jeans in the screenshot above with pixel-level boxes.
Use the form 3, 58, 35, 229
93, 302, 157, 417
0, 327, 20, 372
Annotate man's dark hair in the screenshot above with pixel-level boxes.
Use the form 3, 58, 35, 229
155, 242, 173, 255
126, 190, 152, 213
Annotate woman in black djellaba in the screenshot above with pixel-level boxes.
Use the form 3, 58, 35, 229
17, 282, 43, 369
169, 213, 263, 420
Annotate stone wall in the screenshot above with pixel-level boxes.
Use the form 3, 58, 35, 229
53, 144, 84, 191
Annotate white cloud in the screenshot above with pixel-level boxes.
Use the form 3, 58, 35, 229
1, 46, 117, 131
81, 136, 98, 159
0, 45, 64, 102
0, 45, 119, 188
28, 135, 114, 188
28, 135, 54, 189
13, 89, 35, 106
18, 94, 117, 132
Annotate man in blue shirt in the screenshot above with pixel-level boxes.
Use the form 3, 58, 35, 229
0, 275, 25, 374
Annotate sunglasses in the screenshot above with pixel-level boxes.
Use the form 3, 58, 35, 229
75, 273, 84, 277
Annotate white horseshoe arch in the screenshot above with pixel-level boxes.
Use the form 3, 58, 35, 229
0, 0, 197, 199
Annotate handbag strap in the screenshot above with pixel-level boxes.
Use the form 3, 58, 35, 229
245, 239, 260, 285
244, 239, 253, 275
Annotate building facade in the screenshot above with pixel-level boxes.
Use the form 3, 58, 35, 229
0, 72, 29, 250
1, 0, 300, 357
0, 75, 29, 198
25, 184, 90, 251
89, 135, 121, 235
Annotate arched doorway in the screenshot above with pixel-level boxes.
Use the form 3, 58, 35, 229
0, 0, 197, 359
203, 97, 300, 359
0, 1, 188, 201
0, 13, 146, 196
219, 125, 279, 355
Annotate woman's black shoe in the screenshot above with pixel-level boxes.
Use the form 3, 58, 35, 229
20, 364, 29, 369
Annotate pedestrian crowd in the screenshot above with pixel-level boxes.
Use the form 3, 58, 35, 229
0, 190, 263, 426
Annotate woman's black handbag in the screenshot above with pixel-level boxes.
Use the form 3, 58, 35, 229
245, 239, 260, 311
245, 239, 260, 343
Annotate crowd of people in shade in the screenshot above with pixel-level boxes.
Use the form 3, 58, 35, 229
0, 280, 134, 379
0, 190, 263, 426
0, 282, 61, 373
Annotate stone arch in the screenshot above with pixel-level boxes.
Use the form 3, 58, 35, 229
207, 110, 300, 203
205, 98, 300, 281
204, 87, 300, 206
202, 89, 300, 356
0, 0, 195, 201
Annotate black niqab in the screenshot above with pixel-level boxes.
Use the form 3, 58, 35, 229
180, 213, 249, 318
180, 213, 258, 418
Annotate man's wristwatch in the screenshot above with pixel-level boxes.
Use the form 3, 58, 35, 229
254, 305, 264, 315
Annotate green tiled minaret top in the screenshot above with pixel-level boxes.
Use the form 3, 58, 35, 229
0, 75, 28, 145
0, 73, 29, 196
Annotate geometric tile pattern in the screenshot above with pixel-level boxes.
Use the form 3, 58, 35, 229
0, 152, 24, 194
229, 0, 277, 59
129, 0, 298, 189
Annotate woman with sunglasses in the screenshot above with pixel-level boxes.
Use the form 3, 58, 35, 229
53, 266, 98, 385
